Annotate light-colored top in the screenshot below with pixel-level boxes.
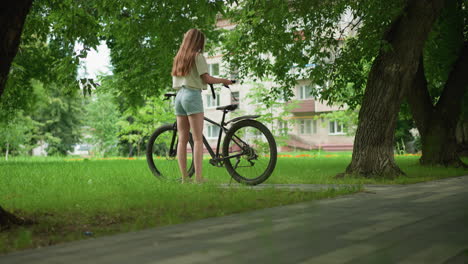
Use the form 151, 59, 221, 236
172, 53, 209, 91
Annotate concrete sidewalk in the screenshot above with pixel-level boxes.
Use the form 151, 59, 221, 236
2, 176, 468, 264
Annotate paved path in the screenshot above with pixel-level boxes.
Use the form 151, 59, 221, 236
2, 176, 468, 264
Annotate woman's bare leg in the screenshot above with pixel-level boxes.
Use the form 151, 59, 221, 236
176, 115, 190, 182
188, 112, 205, 182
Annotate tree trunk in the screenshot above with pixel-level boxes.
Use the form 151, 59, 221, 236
5, 142, 9, 161
0, 205, 33, 231
0, 0, 34, 227
0, 0, 34, 97
421, 116, 464, 166
456, 119, 468, 156
407, 42, 468, 167
343, 0, 445, 178
129, 143, 134, 157
137, 137, 143, 157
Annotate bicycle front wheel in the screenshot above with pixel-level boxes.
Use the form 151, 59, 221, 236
146, 124, 194, 181
222, 119, 277, 185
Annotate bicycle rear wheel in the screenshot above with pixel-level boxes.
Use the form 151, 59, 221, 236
146, 124, 194, 181
222, 119, 277, 185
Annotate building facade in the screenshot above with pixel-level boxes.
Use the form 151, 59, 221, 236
201, 59, 354, 153
199, 18, 354, 153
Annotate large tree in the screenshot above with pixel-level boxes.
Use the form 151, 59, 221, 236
407, 43, 468, 167
0, 0, 34, 230
406, 1, 468, 167
223, 0, 450, 177
345, 0, 445, 177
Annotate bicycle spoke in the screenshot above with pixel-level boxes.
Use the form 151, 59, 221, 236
225, 124, 273, 181
148, 126, 193, 180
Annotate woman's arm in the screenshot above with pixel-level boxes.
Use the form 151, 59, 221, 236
201, 73, 233, 86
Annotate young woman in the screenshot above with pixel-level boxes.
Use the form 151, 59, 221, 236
172, 28, 233, 184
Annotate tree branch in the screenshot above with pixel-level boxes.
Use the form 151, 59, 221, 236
406, 56, 434, 135
436, 41, 468, 118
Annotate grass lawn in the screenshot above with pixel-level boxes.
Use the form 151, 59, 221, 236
269, 152, 468, 184
0, 152, 466, 254
0, 155, 358, 254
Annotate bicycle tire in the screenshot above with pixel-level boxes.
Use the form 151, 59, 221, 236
146, 124, 195, 180
222, 119, 277, 185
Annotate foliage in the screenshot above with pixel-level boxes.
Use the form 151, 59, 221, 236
222, 1, 466, 106
85, 92, 120, 157
2, 0, 103, 115
244, 82, 298, 146
31, 83, 84, 156
4, 0, 226, 115
222, 0, 405, 108
423, 0, 466, 101
117, 95, 175, 156
0, 111, 39, 158
99, 0, 224, 107
3, 0, 227, 157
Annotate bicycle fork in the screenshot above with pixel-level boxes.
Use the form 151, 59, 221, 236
169, 123, 178, 157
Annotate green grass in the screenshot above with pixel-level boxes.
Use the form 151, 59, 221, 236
0, 157, 359, 254
0, 153, 466, 254
269, 154, 468, 184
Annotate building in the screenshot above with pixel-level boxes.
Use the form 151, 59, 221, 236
200, 18, 354, 153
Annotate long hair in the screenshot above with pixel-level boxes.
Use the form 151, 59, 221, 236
172, 29, 205, 76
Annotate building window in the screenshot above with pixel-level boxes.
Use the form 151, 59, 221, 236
207, 124, 220, 139
278, 120, 288, 136
299, 119, 316, 134
329, 121, 345, 135
231, 91, 240, 104
209, 63, 219, 76
298, 85, 313, 100
205, 94, 220, 108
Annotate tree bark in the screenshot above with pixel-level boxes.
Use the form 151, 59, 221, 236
0, 205, 33, 231
344, 0, 445, 178
456, 119, 468, 156
408, 42, 468, 167
0, 0, 34, 97
5, 142, 9, 161
0, 0, 34, 228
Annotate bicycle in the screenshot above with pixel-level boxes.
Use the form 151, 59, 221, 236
146, 82, 277, 185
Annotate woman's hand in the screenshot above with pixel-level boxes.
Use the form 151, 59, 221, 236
201, 73, 235, 86
222, 79, 234, 86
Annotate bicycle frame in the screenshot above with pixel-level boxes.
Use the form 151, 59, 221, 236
169, 109, 255, 167
163, 83, 261, 167
149, 83, 277, 184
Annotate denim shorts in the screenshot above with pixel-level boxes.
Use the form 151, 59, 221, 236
174, 86, 204, 116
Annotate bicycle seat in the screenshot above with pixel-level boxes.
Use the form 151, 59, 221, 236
164, 93, 176, 100
216, 104, 238, 112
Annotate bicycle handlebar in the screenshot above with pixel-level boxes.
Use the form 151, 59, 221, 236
209, 80, 237, 100
164, 80, 237, 101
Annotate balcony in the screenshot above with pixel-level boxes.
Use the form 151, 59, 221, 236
288, 99, 315, 113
